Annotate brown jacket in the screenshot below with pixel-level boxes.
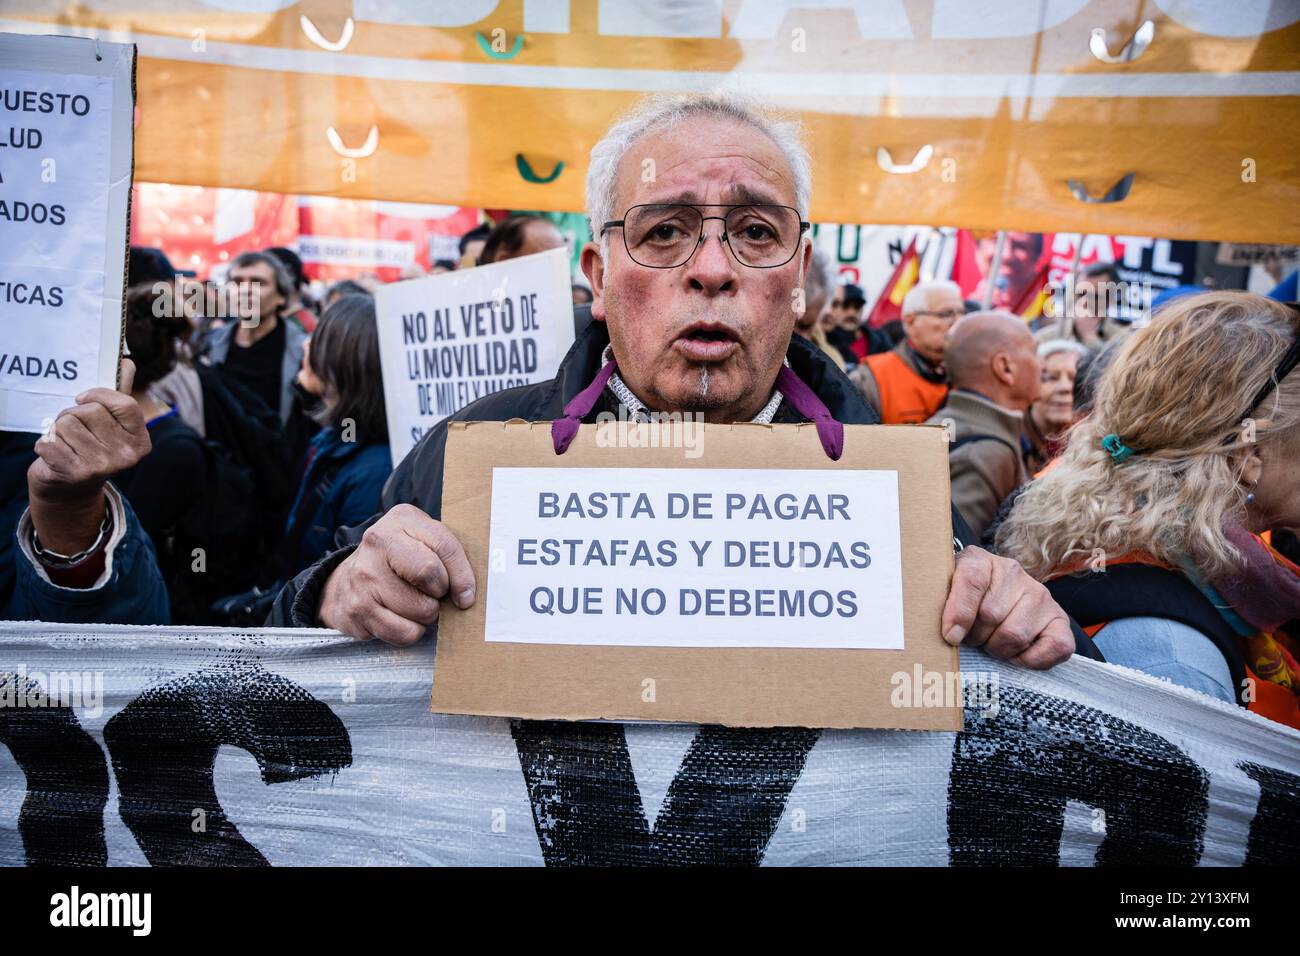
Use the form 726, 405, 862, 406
925, 390, 1026, 539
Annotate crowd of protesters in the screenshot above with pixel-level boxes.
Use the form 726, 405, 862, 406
811, 250, 1299, 728
3, 92, 1298, 733
0, 212, 581, 626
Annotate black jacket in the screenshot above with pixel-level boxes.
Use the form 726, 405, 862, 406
268, 319, 978, 627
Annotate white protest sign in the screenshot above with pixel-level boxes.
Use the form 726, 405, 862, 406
374, 246, 575, 465
484, 466, 904, 649
0, 33, 134, 433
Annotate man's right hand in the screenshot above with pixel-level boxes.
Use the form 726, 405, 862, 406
318, 503, 476, 645
27, 358, 151, 555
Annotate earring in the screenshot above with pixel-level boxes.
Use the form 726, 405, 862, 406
1246, 477, 1258, 506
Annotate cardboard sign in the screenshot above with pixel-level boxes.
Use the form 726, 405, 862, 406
0, 33, 134, 434
434, 422, 958, 730
374, 246, 575, 466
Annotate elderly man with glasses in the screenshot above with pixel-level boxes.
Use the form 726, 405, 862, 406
851, 280, 963, 425
268, 94, 1077, 672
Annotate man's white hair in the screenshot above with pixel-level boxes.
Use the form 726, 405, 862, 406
901, 279, 962, 318
586, 92, 812, 252
1038, 337, 1091, 361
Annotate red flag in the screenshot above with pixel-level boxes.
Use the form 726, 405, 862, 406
866, 238, 920, 329
1011, 260, 1053, 319
950, 229, 981, 298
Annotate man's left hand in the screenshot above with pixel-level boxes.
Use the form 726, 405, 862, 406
941, 546, 1074, 669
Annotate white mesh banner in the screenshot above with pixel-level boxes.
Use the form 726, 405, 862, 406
0, 623, 1296, 866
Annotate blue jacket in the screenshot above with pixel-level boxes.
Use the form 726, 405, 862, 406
285, 427, 392, 579
3, 431, 170, 624
1269, 269, 1298, 302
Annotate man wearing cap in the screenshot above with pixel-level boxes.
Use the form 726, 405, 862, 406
269, 93, 1077, 671
825, 282, 892, 366
825, 282, 866, 365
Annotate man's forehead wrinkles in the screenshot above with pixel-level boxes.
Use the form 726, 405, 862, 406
632, 159, 791, 207
650, 150, 784, 183
638, 184, 784, 206
722, 183, 783, 204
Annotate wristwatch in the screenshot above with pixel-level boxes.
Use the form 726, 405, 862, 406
31, 509, 113, 569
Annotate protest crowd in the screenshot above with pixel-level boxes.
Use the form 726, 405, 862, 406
4, 91, 1299, 738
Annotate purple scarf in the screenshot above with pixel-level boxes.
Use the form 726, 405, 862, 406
1204, 524, 1300, 634
551, 361, 844, 460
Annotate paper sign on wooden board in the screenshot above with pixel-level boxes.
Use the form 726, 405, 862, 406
0, 32, 135, 434
374, 246, 575, 467
433, 421, 959, 730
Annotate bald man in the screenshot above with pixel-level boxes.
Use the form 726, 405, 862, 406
925, 311, 1042, 538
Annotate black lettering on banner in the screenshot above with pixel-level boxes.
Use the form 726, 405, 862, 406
0, 673, 109, 866
1238, 761, 1300, 865
103, 665, 352, 866
947, 687, 1209, 865
511, 719, 819, 865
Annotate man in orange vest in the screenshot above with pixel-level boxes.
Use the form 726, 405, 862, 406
852, 280, 962, 423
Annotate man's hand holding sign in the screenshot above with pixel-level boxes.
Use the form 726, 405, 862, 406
942, 546, 1074, 670
0, 35, 174, 626
320, 509, 1070, 664
292, 93, 1075, 727
27, 358, 151, 556
320, 504, 475, 647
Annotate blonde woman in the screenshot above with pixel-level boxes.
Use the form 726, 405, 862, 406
995, 292, 1300, 729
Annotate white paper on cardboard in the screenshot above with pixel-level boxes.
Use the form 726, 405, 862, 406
483, 466, 905, 649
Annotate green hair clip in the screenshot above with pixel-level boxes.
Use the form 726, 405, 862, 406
1101, 433, 1134, 462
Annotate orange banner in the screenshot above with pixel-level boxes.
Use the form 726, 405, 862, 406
4, 1, 1298, 242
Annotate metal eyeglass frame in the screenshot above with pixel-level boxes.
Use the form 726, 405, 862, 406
911, 308, 965, 321
601, 203, 811, 269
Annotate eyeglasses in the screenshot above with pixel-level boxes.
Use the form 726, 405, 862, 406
602, 203, 810, 269
913, 308, 964, 321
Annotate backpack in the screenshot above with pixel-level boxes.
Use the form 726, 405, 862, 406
208, 453, 349, 627
196, 364, 295, 554
1045, 563, 1249, 707
163, 365, 295, 620
166, 431, 263, 621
